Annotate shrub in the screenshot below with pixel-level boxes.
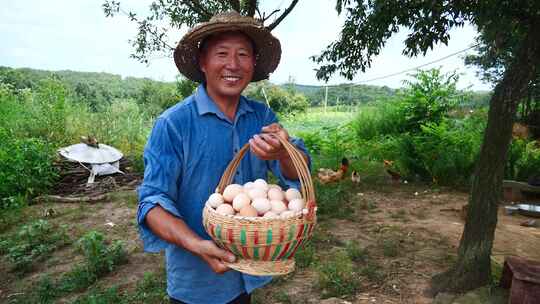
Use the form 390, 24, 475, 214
0, 220, 69, 272
77, 230, 127, 280
0, 129, 58, 200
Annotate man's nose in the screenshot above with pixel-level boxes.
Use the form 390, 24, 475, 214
225, 55, 240, 69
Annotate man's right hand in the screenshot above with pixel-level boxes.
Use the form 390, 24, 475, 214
146, 206, 236, 274
195, 240, 236, 274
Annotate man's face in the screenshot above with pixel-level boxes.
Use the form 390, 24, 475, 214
199, 32, 255, 101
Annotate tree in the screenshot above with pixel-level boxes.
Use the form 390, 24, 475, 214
465, 26, 540, 124
312, 0, 540, 294
102, 0, 299, 64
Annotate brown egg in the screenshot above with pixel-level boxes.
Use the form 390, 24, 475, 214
239, 204, 258, 217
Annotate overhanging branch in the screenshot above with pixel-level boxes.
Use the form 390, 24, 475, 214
267, 0, 299, 31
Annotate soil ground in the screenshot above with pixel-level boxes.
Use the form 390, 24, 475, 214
1, 179, 539, 303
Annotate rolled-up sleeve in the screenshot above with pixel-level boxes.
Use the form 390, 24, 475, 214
264, 111, 312, 190
137, 117, 183, 252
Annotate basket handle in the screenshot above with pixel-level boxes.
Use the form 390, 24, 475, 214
216, 135, 316, 220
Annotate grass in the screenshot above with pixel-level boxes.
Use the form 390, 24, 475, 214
282, 107, 356, 136
317, 250, 359, 298
10, 231, 128, 303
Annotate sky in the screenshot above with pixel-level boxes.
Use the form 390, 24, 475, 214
0, 0, 492, 91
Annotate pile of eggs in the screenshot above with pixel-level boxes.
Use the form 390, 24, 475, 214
206, 179, 306, 219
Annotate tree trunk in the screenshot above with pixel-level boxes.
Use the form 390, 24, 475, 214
430, 20, 540, 294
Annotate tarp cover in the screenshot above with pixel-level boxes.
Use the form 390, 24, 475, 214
58, 143, 123, 164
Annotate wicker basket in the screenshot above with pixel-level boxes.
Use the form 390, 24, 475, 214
202, 135, 316, 276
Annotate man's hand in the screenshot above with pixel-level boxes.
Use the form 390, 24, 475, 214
249, 123, 289, 161
194, 240, 236, 274
146, 206, 236, 274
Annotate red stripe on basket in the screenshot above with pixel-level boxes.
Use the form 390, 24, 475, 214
277, 242, 291, 260
296, 223, 304, 239
241, 246, 250, 259
263, 246, 271, 261
228, 228, 234, 243
254, 230, 259, 245
288, 239, 304, 259
279, 227, 285, 242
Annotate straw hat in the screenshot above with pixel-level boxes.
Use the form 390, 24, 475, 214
174, 12, 281, 83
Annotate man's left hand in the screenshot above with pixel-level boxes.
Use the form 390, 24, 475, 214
249, 123, 289, 161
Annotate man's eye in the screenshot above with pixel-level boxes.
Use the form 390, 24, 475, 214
216, 51, 227, 56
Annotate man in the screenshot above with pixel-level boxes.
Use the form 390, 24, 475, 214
137, 12, 310, 304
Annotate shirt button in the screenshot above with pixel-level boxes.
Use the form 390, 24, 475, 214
236, 171, 240, 175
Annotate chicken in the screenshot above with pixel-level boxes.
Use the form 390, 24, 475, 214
383, 160, 401, 184
351, 170, 361, 183
81, 135, 99, 148
317, 157, 349, 184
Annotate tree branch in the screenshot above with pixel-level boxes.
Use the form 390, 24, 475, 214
267, 0, 299, 31
245, 0, 257, 17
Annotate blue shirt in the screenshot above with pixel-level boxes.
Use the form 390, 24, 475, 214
137, 84, 310, 304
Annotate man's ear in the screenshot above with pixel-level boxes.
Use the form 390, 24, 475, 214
198, 55, 207, 73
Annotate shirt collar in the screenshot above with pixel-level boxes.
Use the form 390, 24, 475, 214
194, 83, 254, 121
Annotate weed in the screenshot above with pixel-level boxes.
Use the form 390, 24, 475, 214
381, 239, 399, 258
129, 271, 168, 303
0, 219, 69, 272
295, 240, 316, 269
345, 240, 368, 263
273, 291, 293, 304
317, 250, 359, 298
390, 209, 408, 221
315, 181, 355, 221
76, 230, 128, 281
72, 287, 125, 304
359, 261, 385, 283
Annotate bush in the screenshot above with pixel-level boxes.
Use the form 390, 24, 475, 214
507, 139, 540, 182
0, 129, 58, 200
245, 81, 308, 116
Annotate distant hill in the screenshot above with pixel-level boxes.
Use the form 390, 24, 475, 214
1, 66, 491, 107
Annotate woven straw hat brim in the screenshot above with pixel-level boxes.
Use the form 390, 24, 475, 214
174, 17, 281, 83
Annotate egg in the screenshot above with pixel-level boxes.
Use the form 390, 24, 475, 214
243, 181, 255, 191
270, 200, 287, 214
239, 204, 258, 217
280, 210, 296, 218
216, 203, 235, 216
288, 198, 305, 212
263, 211, 278, 218
223, 184, 243, 202
232, 193, 251, 211
248, 187, 267, 200
251, 198, 271, 215
267, 188, 285, 201
253, 178, 269, 192
285, 188, 302, 202
207, 193, 224, 208
268, 184, 282, 191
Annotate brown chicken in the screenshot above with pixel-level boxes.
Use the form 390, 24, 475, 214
318, 158, 349, 184
383, 160, 401, 184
